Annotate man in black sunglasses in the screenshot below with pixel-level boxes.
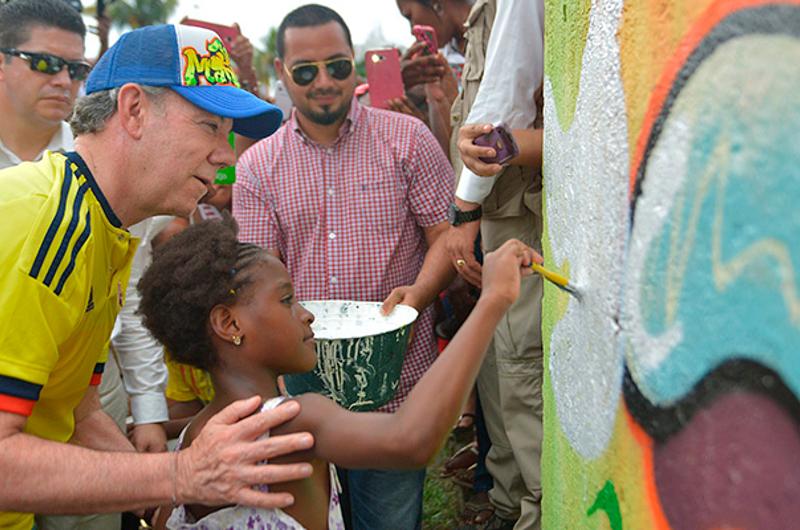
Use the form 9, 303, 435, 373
0, 0, 87, 169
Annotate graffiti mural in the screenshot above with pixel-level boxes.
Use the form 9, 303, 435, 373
542, 0, 800, 528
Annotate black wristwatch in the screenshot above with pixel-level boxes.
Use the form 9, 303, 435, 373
447, 203, 482, 226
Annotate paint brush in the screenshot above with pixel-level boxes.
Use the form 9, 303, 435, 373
530, 263, 582, 300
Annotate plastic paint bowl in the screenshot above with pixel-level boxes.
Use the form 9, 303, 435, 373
283, 300, 419, 411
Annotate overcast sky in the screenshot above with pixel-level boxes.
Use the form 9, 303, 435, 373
84, 1, 413, 82
170, 0, 413, 48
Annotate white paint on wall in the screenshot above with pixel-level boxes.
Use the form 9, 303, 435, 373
544, 0, 630, 459
619, 118, 689, 382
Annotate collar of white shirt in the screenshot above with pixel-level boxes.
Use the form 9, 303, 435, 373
0, 121, 75, 170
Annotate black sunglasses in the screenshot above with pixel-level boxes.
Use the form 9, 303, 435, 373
0, 48, 91, 81
285, 57, 354, 86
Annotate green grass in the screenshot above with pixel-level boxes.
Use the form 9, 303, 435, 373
422, 437, 465, 529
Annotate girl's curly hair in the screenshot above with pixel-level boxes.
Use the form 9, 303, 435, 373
137, 214, 269, 371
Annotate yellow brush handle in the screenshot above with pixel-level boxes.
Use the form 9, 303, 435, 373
530, 262, 570, 288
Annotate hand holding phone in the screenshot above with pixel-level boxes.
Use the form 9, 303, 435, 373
365, 48, 404, 109
180, 17, 241, 47
412, 25, 438, 56
472, 123, 520, 165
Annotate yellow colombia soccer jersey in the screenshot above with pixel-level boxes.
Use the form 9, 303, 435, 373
165, 350, 216, 404
0, 151, 138, 530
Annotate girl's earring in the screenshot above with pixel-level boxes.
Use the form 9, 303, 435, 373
232, 335, 242, 346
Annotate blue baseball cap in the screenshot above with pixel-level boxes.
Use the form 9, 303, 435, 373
86, 24, 282, 139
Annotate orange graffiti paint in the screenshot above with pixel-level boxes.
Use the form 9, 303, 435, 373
628, 0, 800, 196
624, 403, 673, 530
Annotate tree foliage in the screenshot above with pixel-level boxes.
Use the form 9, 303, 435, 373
252, 27, 278, 86
106, 0, 178, 29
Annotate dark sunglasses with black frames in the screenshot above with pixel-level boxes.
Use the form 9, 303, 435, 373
285, 57, 355, 87
0, 48, 92, 81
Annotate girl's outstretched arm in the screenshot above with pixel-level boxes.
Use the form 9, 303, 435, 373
278, 239, 541, 469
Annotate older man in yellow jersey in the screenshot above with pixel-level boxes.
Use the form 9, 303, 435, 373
0, 23, 313, 530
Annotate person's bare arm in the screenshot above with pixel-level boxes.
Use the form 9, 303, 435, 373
507, 128, 543, 169
444, 207, 483, 288
425, 87, 453, 157
0, 398, 314, 514
164, 398, 205, 439
393, 55, 457, 157
386, 95, 428, 125
95, 15, 110, 61
168, 398, 205, 420
163, 416, 193, 440
69, 385, 135, 452
229, 28, 258, 96
382, 221, 455, 314
229, 31, 260, 159
288, 240, 541, 469
424, 56, 458, 156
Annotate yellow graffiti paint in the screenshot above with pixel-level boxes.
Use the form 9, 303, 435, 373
181, 37, 239, 87
542, 375, 672, 529
618, 0, 715, 161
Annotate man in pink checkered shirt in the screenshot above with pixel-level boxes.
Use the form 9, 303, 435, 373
232, 6, 455, 530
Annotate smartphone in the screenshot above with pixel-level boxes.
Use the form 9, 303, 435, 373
412, 24, 438, 56
473, 123, 520, 165
365, 48, 403, 110
180, 17, 240, 47
272, 80, 293, 122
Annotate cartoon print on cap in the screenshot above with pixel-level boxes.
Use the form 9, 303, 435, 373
181, 37, 239, 88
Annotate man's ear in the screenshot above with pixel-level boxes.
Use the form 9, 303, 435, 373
116, 83, 151, 140
209, 303, 242, 343
274, 57, 285, 83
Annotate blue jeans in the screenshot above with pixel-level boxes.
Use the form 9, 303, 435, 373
474, 390, 494, 494
341, 467, 426, 530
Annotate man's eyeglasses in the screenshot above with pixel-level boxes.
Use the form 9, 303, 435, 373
285, 57, 354, 87
0, 48, 91, 81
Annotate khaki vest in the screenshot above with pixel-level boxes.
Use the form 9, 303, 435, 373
450, 0, 543, 221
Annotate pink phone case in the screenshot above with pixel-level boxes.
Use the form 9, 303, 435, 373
412, 25, 438, 56
365, 49, 404, 110
180, 17, 240, 46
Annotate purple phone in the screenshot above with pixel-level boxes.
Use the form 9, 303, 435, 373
473, 123, 519, 165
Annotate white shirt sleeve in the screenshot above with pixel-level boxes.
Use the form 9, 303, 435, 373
111, 216, 173, 425
455, 0, 545, 204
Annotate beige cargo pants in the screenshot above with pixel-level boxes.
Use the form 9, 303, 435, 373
478, 205, 544, 530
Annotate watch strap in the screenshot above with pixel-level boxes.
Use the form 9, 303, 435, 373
449, 203, 483, 225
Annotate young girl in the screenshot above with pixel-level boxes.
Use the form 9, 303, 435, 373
138, 216, 539, 530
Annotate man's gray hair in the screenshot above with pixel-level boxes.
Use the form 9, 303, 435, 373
69, 86, 167, 136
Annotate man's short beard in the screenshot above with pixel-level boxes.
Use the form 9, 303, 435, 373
305, 101, 350, 125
